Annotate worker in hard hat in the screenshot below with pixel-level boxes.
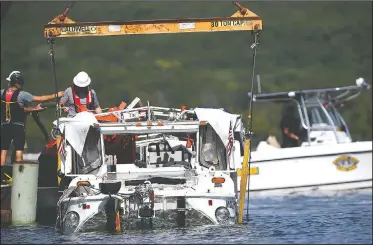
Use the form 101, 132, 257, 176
1, 71, 64, 166
59, 71, 102, 117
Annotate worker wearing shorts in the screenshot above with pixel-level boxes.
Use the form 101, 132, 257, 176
1, 71, 64, 165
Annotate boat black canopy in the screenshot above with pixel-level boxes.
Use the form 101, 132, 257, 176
246, 78, 370, 145
248, 78, 370, 104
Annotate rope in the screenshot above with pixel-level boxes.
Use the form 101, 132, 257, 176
31, 111, 49, 143
245, 31, 260, 222
232, 1, 248, 15
58, 2, 76, 22
62, 2, 75, 16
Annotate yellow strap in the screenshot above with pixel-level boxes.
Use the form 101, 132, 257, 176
2, 173, 12, 184
1, 93, 18, 121
6, 104, 11, 121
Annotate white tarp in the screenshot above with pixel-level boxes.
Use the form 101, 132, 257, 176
194, 108, 240, 147
55, 111, 98, 156
54, 108, 241, 156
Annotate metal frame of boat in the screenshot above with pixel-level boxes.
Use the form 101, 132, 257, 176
243, 79, 372, 195
54, 102, 247, 233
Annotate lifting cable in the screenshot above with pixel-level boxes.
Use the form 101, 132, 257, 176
232, 0, 261, 223
47, 1, 75, 131
245, 23, 261, 222
231, 0, 261, 223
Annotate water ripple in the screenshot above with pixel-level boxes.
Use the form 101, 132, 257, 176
1, 190, 371, 244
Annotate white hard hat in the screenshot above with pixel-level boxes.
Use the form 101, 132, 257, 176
73, 71, 91, 87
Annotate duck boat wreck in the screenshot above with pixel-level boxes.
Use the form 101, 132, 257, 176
54, 101, 248, 233
37, 1, 263, 231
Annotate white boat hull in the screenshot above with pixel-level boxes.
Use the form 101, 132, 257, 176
238, 141, 372, 195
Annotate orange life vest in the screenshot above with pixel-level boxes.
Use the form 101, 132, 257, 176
96, 101, 127, 142
71, 84, 94, 113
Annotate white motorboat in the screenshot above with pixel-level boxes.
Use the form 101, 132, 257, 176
53, 102, 250, 234
240, 78, 372, 195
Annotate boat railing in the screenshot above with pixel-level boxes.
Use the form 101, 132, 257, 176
248, 79, 370, 145
250, 85, 369, 104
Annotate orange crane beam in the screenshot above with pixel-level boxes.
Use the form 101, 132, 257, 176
44, 3, 262, 39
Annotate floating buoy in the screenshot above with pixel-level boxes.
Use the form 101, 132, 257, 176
11, 161, 39, 225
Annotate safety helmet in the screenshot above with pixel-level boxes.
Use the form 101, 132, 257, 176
6, 71, 25, 86
73, 71, 91, 88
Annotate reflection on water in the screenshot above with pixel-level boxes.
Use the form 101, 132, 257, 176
1, 189, 372, 244
81, 209, 213, 233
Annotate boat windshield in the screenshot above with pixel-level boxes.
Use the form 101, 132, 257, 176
306, 106, 342, 128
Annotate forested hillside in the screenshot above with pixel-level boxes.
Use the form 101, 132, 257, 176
1, 1, 372, 152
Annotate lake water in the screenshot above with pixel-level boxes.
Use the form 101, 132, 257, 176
1, 189, 372, 244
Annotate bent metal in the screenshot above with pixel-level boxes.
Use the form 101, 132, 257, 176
61, 26, 97, 35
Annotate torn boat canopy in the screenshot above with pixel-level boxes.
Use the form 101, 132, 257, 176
53, 107, 242, 156
54, 111, 98, 156
194, 108, 241, 147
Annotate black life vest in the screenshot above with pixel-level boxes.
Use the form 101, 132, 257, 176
1, 88, 26, 124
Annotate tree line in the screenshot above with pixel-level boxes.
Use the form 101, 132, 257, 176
1, 1, 371, 152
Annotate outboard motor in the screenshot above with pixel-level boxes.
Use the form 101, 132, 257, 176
100, 182, 122, 233
134, 181, 155, 228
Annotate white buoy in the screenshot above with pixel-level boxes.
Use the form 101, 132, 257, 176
11, 161, 39, 225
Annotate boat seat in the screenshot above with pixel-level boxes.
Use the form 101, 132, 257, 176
148, 142, 173, 153
148, 142, 183, 164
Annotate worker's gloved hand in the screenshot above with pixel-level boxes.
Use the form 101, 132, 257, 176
36, 103, 44, 110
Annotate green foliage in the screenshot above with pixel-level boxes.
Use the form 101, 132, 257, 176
1, 1, 372, 152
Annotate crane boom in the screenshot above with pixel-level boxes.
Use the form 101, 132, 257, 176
44, 5, 262, 38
